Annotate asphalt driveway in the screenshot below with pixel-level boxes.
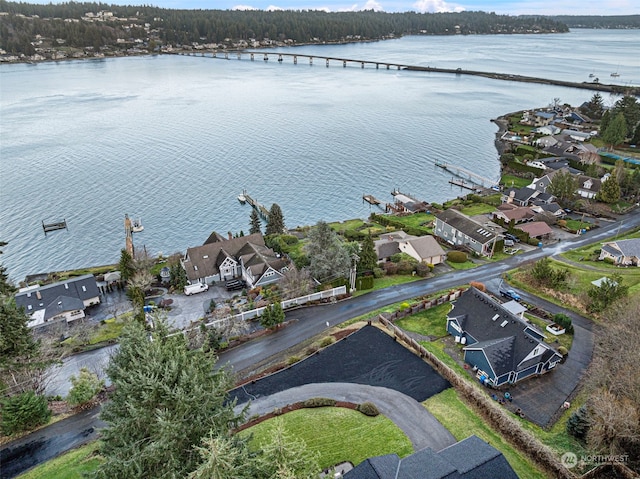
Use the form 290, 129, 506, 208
228, 325, 450, 404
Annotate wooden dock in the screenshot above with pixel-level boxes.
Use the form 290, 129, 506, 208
363, 194, 382, 206
449, 179, 484, 193
240, 191, 270, 220
42, 219, 67, 234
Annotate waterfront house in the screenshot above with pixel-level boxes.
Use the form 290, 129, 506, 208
492, 205, 536, 224
599, 238, 640, 266
344, 435, 518, 479
501, 187, 554, 207
15, 274, 101, 328
434, 210, 500, 257
374, 231, 446, 265
182, 233, 289, 288
576, 175, 602, 199
533, 111, 555, 127
446, 288, 562, 387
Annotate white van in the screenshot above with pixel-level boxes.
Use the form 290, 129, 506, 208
184, 282, 209, 296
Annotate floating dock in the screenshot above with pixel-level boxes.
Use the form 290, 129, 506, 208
449, 179, 484, 193
42, 219, 67, 234
363, 194, 382, 206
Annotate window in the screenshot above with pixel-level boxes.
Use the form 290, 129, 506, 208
65, 283, 69, 289
82, 286, 86, 292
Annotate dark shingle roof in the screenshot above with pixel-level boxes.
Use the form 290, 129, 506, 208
15, 274, 100, 314
344, 436, 517, 479
435, 210, 497, 245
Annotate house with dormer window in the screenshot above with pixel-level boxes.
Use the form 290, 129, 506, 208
15, 274, 101, 328
434, 210, 500, 257
446, 288, 562, 386
182, 233, 290, 289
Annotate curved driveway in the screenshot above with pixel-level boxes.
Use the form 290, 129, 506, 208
234, 382, 456, 452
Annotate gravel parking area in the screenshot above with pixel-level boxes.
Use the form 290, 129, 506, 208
229, 325, 450, 404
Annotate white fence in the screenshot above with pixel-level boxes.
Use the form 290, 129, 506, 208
202, 285, 347, 329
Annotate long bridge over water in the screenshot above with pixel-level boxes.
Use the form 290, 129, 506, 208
173, 50, 638, 95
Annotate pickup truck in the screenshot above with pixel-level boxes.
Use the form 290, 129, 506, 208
500, 288, 521, 302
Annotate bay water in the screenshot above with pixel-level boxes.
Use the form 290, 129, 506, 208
1, 29, 638, 281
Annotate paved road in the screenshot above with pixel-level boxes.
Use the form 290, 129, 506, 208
0, 406, 104, 479
234, 382, 457, 452
6, 209, 639, 476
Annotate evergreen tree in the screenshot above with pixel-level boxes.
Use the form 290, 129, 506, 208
66, 367, 104, 407
265, 204, 285, 235
94, 319, 241, 479
249, 209, 262, 235
357, 234, 378, 274
0, 241, 15, 296
597, 176, 621, 204
601, 112, 627, 150
118, 249, 135, 283
613, 95, 640, 138
259, 302, 284, 330
305, 221, 351, 282
581, 92, 604, 119
258, 417, 320, 479
566, 404, 591, 440
189, 435, 262, 479
547, 170, 577, 202
0, 297, 38, 374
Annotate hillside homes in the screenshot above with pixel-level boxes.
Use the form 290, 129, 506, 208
15, 274, 101, 328
446, 288, 562, 386
181, 233, 289, 288
599, 238, 640, 266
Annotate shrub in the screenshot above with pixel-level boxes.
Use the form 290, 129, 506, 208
396, 260, 416, 275
469, 281, 486, 292
447, 251, 468, 263
557, 346, 568, 356
382, 262, 399, 275
566, 404, 590, 440
603, 256, 615, 265
356, 401, 380, 417
67, 367, 104, 407
303, 397, 336, 408
287, 355, 301, 365
1, 391, 51, 435
356, 275, 374, 290
399, 302, 411, 311
319, 336, 335, 348
373, 267, 385, 278
415, 262, 430, 277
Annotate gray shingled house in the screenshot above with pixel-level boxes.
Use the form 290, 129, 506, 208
446, 288, 562, 387
15, 274, 101, 328
433, 209, 499, 257
343, 435, 518, 479
599, 238, 640, 266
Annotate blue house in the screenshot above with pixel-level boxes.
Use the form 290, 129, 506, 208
446, 288, 562, 387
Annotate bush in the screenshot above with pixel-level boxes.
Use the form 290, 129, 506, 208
469, 281, 486, 292
319, 336, 335, 348
382, 262, 399, 275
566, 404, 590, 440
356, 401, 380, 417
287, 355, 301, 365
356, 275, 374, 290
447, 251, 468, 263
557, 346, 568, 356
399, 302, 411, 311
415, 262, 430, 277
303, 397, 336, 408
67, 367, 104, 407
373, 267, 385, 278
1, 391, 51, 435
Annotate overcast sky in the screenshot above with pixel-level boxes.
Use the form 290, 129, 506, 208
143, 0, 638, 15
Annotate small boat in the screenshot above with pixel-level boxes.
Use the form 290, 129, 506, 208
588, 73, 595, 78
237, 193, 247, 203
611, 72, 620, 78
132, 218, 144, 233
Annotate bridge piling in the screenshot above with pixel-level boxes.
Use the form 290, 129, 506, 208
237, 52, 241, 60
263, 53, 268, 61
278, 54, 283, 62
224, 52, 229, 60
250, 53, 254, 60
343, 60, 347, 68
310, 57, 313, 65
326, 58, 329, 67
293, 56, 297, 64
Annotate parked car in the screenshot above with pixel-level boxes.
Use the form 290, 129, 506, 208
499, 288, 521, 302
225, 279, 247, 291
184, 282, 209, 295
504, 233, 520, 243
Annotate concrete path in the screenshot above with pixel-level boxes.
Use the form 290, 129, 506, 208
234, 382, 456, 453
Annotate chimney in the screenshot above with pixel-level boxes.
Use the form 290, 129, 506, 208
228, 232, 233, 240
36, 291, 42, 300
507, 190, 515, 204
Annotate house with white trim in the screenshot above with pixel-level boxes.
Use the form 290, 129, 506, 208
599, 238, 640, 266
446, 288, 562, 386
182, 233, 290, 288
15, 274, 101, 328
374, 231, 446, 265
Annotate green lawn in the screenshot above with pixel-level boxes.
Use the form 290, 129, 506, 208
353, 274, 422, 297
459, 203, 498, 216
389, 212, 435, 230
524, 314, 573, 351
446, 260, 477, 270
241, 407, 413, 470
424, 389, 546, 479
17, 442, 102, 479
394, 302, 451, 337
501, 174, 531, 188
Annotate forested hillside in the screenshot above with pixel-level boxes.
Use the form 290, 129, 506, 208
0, 2, 569, 60
549, 15, 640, 29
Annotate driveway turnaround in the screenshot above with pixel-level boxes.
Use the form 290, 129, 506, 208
234, 382, 457, 452
229, 325, 450, 404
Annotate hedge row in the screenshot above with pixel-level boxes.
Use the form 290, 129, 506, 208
507, 160, 545, 175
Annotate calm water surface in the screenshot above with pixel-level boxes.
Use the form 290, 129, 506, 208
1, 29, 638, 281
